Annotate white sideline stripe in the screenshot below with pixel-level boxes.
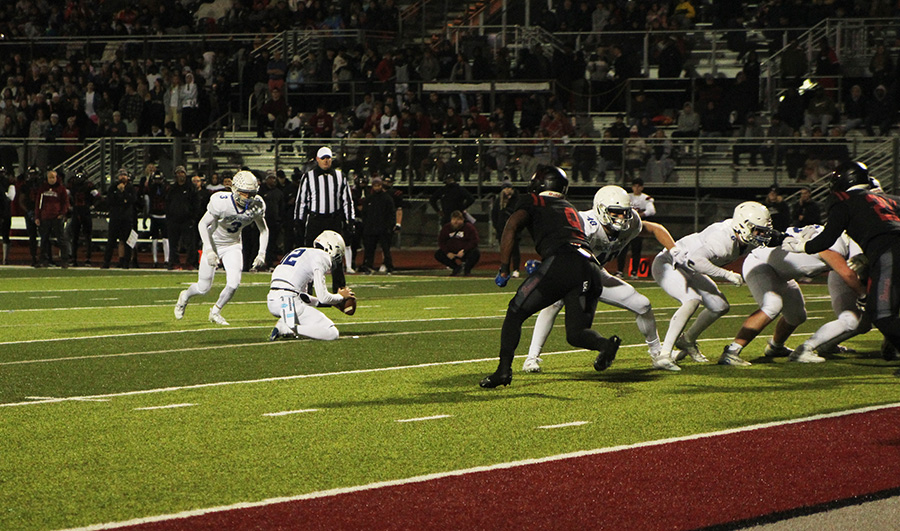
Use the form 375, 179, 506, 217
29, 295, 60, 299
263, 409, 318, 417
0, 317, 647, 367
0, 315, 509, 346
60, 402, 900, 531
424, 307, 450, 310
0, 330, 810, 408
396, 415, 452, 423
90, 298, 119, 301
133, 403, 195, 411
537, 421, 590, 429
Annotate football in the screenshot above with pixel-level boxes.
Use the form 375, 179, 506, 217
335, 297, 357, 316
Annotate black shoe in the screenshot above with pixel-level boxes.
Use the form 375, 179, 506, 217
593, 335, 622, 371
479, 369, 512, 388
883, 339, 899, 362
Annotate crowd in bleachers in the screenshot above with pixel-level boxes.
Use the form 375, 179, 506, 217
0, 0, 899, 186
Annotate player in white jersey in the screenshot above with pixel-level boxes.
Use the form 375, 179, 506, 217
174, 171, 269, 325
652, 201, 775, 365
523, 186, 680, 372
718, 225, 867, 365
267, 230, 355, 341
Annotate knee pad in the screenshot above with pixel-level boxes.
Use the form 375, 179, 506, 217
836, 310, 861, 333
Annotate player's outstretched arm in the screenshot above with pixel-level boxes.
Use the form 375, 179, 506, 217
641, 220, 675, 250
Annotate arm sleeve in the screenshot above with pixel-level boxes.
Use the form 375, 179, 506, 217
643, 197, 656, 217
312, 267, 344, 305
294, 175, 308, 221
255, 214, 269, 257
198, 210, 218, 253
804, 204, 847, 254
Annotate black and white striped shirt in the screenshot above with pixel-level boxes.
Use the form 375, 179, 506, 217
294, 167, 355, 222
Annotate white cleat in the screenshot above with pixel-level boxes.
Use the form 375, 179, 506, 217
764, 342, 794, 358
378, 264, 387, 273
208, 307, 230, 326
789, 344, 826, 363
652, 354, 681, 371
718, 352, 752, 366
522, 357, 542, 373
174, 290, 189, 320
674, 335, 709, 362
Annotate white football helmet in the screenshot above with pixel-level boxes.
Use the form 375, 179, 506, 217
593, 185, 634, 232
232, 170, 259, 208
731, 201, 773, 246
313, 230, 346, 264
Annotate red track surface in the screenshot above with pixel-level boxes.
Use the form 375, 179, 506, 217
118, 406, 900, 531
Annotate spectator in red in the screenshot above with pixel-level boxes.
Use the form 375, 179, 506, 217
257, 87, 288, 138
434, 210, 480, 276
375, 52, 394, 94
34, 170, 70, 267
307, 105, 334, 138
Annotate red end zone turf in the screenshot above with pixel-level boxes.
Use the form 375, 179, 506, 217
119, 405, 900, 531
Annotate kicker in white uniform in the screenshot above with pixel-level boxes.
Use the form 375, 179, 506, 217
174, 171, 269, 325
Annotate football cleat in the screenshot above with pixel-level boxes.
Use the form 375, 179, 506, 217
593, 335, 621, 371
174, 290, 189, 320
651, 354, 681, 371
881, 339, 898, 362
269, 327, 280, 341
718, 352, 752, 366
480, 369, 512, 388
522, 357, 542, 373
764, 341, 793, 357
674, 335, 709, 362
789, 344, 826, 363
208, 307, 230, 326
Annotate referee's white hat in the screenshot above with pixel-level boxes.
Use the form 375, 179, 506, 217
316, 147, 333, 159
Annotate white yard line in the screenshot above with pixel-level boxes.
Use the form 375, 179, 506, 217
396, 415, 452, 423
537, 421, 591, 429
133, 403, 195, 411
262, 409, 319, 417
59, 402, 900, 531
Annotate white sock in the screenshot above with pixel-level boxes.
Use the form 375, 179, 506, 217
162, 238, 170, 263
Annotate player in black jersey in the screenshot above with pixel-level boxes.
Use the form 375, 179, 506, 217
783, 161, 900, 361
480, 166, 621, 388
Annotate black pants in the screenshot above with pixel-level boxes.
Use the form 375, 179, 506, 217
434, 247, 481, 274
303, 215, 344, 248
617, 236, 644, 276
363, 232, 394, 270
104, 218, 132, 267
497, 250, 606, 372
166, 218, 191, 267
865, 239, 900, 351
24, 210, 38, 262
68, 208, 93, 263
38, 218, 70, 263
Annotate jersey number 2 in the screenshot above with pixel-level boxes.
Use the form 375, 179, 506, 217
281, 248, 306, 266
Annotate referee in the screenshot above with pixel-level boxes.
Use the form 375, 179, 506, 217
294, 146, 356, 263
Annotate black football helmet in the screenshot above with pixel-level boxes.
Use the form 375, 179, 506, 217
830, 161, 870, 192
529, 165, 569, 196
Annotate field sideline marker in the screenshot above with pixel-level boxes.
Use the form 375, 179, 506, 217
58, 402, 900, 531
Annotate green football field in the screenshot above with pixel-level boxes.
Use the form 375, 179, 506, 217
1, 268, 898, 530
